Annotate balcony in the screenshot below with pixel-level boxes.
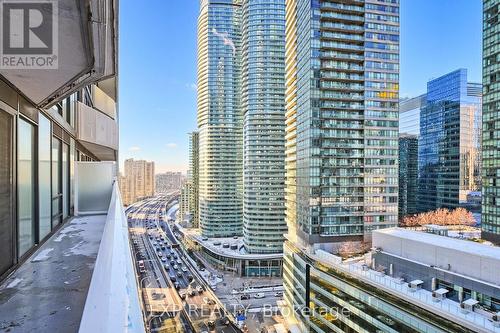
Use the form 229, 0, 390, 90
0, 162, 145, 332
76, 98, 118, 161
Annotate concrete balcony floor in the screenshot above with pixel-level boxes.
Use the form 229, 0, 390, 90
0, 215, 106, 333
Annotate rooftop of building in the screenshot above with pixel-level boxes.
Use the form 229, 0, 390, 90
311, 248, 500, 333
178, 226, 283, 260
374, 227, 500, 261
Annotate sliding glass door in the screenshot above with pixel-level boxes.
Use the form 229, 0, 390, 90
62, 143, 69, 219
18, 118, 36, 257
39, 114, 51, 239
0, 110, 13, 275
52, 137, 62, 228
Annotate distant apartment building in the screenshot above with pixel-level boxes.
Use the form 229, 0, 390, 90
418, 69, 482, 213
284, 227, 500, 333
482, 0, 500, 243
0, 1, 118, 278
241, 0, 287, 254
189, 131, 200, 227
399, 134, 418, 219
155, 171, 183, 194
399, 94, 426, 136
178, 182, 191, 224
197, 0, 243, 238
121, 159, 155, 205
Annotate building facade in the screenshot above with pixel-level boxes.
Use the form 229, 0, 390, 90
284, 228, 500, 333
197, 0, 243, 238
482, 0, 500, 243
121, 159, 155, 205
284, 0, 400, 249
178, 182, 191, 224
189, 131, 200, 227
418, 69, 482, 213
0, 0, 118, 279
399, 94, 426, 136
398, 134, 418, 219
155, 171, 183, 194
241, 0, 287, 254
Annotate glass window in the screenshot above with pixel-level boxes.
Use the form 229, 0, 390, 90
52, 137, 62, 228
39, 114, 51, 239
0, 110, 13, 275
18, 118, 36, 256
70, 138, 75, 215
62, 143, 69, 219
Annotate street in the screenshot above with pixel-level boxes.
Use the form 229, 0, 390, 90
127, 196, 240, 333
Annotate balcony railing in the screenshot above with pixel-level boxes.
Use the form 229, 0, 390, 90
79, 178, 146, 332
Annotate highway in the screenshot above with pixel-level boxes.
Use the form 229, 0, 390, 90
127, 195, 240, 333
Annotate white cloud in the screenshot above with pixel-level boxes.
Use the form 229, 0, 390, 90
165, 143, 177, 149
128, 146, 141, 152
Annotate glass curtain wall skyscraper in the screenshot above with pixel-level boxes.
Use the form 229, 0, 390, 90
398, 134, 418, 219
241, 0, 287, 254
483, 0, 500, 243
418, 69, 482, 213
284, 0, 399, 249
197, 0, 243, 237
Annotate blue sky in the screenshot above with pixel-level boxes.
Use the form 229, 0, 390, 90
119, 0, 482, 173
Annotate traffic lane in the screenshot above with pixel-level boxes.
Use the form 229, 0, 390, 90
219, 292, 282, 312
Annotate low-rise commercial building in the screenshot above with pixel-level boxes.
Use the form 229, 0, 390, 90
284, 228, 500, 333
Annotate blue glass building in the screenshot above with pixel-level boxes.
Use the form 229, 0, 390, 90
418, 69, 482, 212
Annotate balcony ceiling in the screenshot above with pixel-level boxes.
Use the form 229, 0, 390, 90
0, 0, 117, 108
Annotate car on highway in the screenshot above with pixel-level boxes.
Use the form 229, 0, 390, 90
240, 294, 250, 300
203, 297, 216, 305
181, 266, 188, 272
138, 260, 146, 273
254, 293, 265, 299
219, 317, 230, 326
274, 291, 283, 297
